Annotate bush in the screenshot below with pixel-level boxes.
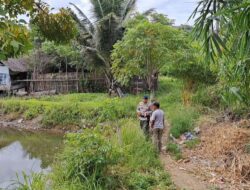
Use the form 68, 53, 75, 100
192, 84, 222, 108
52, 127, 121, 189
51, 120, 175, 190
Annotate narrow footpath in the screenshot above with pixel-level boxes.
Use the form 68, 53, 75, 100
160, 153, 209, 190
160, 127, 210, 190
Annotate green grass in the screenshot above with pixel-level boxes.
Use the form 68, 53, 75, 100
166, 143, 182, 160
0, 95, 140, 128
157, 77, 200, 138
1, 76, 203, 189
16, 172, 45, 190
51, 119, 176, 190
168, 106, 199, 138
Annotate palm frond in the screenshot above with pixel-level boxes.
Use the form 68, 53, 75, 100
70, 2, 95, 34
95, 13, 122, 59
90, 0, 105, 19
121, 0, 136, 20
142, 8, 156, 16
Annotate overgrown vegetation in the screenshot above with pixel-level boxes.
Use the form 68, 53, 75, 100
0, 94, 138, 128
1, 0, 250, 189
16, 120, 175, 190
191, 0, 250, 109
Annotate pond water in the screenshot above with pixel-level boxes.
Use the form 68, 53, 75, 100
0, 128, 63, 189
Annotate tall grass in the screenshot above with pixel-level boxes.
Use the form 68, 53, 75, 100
157, 77, 200, 138
51, 119, 175, 190
0, 95, 139, 128
14, 172, 45, 190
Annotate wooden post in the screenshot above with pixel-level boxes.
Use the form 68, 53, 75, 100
66, 57, 69, 93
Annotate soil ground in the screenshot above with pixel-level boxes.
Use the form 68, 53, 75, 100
160, 117, 250, 190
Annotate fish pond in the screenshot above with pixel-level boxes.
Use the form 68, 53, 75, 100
0, 128, 63, 189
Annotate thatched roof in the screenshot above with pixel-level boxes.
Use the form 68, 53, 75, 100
2, 58, 28, 73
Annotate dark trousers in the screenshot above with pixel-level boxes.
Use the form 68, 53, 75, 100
140, 120, 150, 139
152, 128, 163, 153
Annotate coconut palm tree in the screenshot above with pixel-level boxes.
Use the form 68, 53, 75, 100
69, 0, 144, 89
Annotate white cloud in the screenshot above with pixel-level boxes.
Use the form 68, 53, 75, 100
45, 0, 198, 25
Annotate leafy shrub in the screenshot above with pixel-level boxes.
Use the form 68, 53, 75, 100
53, 127, 121, 189
192, 84, 222, 108
51, 120, 175, 190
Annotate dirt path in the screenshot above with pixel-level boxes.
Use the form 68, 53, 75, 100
160, 127, 210, 190
160, 153, 210, 190
160, 119, 250, 190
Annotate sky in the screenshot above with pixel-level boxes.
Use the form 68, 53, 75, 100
45, 0, 199, 26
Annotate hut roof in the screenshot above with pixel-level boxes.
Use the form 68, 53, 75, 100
2, 58, 28, 73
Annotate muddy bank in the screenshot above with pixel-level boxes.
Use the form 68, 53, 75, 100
0, 113, 79, 133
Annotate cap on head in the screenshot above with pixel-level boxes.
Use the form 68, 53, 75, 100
143, 95, 149, 100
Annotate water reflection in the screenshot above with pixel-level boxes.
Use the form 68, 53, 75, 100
0, 128, 63, 189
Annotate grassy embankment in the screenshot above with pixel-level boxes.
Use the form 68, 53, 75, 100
0, 77, 202, 189
0, 77, 199, 133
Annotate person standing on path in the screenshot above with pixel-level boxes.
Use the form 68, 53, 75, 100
136, 96, 151, 138
150, 102, 165, 153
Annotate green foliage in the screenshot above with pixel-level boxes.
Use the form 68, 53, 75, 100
0, 94, 138, 128
163, 41, 217, 88
0, 0, 35, 18
23, 105, 44, 120
192, 84, 222, 108
166, 143, 182, 160
32, 8, 77, 43
0, 21, 32, 59
0, 0, 36, 59
191, 0, 250, 107
53, 128, 120, 188
15, 172, 45, 190
168, 106, 199, 138
69, 0, 139, 89
51, 120, 175, 190
112, 20, 185, 90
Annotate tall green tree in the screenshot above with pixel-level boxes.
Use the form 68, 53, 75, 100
111, 20, 185, 97
69, 0, 151, 89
